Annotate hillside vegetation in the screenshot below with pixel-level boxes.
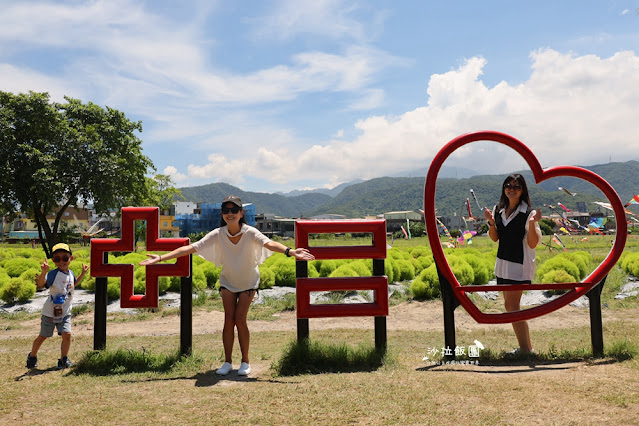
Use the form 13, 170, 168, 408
179, 160, 639, 218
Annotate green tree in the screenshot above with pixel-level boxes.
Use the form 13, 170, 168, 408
145, 174, 184, 212
0, 91, 154, 257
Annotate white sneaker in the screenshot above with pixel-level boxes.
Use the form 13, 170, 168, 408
216, 362, 233, 375
238, 362, 251, 376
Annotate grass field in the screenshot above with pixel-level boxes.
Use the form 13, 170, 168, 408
2, 234, 639, 424
2, 300, 638, 425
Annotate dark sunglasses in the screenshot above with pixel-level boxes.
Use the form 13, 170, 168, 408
504, 183, 522, 190
52, 255, 70, 262
221, 206, 241, 214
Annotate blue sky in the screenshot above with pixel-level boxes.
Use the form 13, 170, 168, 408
2, 1, 639, 193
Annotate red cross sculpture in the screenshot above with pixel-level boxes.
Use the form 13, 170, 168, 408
90, 207, 190, 308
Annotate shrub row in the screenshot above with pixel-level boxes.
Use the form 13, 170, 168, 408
410, 248, 495, 300
0, 244, 626, 305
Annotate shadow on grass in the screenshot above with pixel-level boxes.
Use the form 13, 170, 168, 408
15, 366, 60, 381
417, 339, 637, 373
70, 348, 194, 376
272, 338, 391, 376
68, 348, 296, 387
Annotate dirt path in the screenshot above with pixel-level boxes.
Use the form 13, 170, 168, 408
3, 299, 638, 340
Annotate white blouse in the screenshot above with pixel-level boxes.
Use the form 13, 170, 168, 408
191, 224, 272, 292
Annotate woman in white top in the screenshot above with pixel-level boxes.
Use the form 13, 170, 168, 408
141, 195, 314, 376
483, 174, 542, 354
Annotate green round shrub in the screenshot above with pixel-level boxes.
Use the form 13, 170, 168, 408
0, 277, 36, 303
200, 262, 222, 288
449, 257, 475, 286
271, 258, 296, 287
410, 264, 440, 300
537, 256, 580, 281
258, 265, 276, 289
0, 269, 11, 287
348, 260, 373, 277
562, 251, 591, 279
106, 277, 121, 301
318, 260, 337, 277
81, 275, 96, 291
73, 249, 90, 259
396, 259, 416, 281
113, 252, 147, 265
4, 257, 41, 277
329, 264, 359, 278
19, 268, 40, 285
542, 269, 575, 283
192, 268, 207, 290
458, 253, 490, 285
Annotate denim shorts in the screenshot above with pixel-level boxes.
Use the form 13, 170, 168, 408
40, 315, 72, 337
496, 277, 532, 285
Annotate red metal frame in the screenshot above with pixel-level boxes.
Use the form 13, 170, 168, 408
90, 207, 190, 308
295, 219, 388, 319
424, 131, 627, 324
295, 219, 387, 259
296, 277, 389, 318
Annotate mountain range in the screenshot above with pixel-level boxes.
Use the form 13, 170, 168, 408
178, 160, 639, 218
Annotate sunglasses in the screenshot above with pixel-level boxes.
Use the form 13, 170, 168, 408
52, 255, 70, 262
221, 206, 242, 214
504, 183, 522, 190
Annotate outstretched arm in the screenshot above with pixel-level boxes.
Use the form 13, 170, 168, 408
264, 241, 315, 261
140, 245, 197, 266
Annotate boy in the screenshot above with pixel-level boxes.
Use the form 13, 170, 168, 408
26, 243, 89, 370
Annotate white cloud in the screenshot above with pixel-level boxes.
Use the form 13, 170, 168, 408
249, 0, 369, 42
0, 1, 395, 110
0, 64, 80, 101
170, 49, 639, 189
163, 166, 187, 183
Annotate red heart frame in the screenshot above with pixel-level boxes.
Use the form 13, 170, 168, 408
424, 131, 627, 324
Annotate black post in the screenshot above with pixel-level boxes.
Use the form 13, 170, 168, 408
586, 275, 606, 357
180, 254, 193, 357
373, 258, 387, 352
437, 263, 460, 360
93, 252, 108, 350
296, 259, 309, 342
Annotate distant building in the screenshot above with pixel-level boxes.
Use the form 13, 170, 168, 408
384, 210, 422, 234
174, 201, 198, 215
255, 214, 295, 238
175, 202, 256, 237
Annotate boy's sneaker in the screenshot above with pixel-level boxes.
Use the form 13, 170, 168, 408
57, 357, 73, 370
26, 353, 38, 369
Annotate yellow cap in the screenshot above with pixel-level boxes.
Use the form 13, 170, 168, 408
51, 243, 72, 255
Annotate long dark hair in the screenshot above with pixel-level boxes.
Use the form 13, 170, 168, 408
497, 173, 532, 211
219, 202, 246, 228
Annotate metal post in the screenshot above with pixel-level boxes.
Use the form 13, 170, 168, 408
373, 258, 387, 352
296, 259, 309, 342
586, 275, 606, 357
437, 263, 459, 360
180, 254, 193, 357
93, 252, 108, 350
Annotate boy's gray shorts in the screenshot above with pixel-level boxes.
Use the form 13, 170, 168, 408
40, 315, 72, 337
